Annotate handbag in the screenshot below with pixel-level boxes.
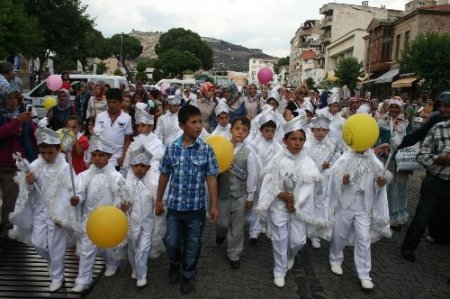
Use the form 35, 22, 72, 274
395, 143, 424, 172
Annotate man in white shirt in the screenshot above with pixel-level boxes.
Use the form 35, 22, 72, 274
94, 88, 133, 170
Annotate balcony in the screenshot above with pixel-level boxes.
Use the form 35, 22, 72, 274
321, 16, 332, 29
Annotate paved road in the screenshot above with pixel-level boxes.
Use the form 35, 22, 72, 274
85, 171, 450, 298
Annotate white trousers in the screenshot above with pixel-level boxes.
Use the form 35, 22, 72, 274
270, 200, 306, 278
329, 192, 371, 280
127, 228, 152, 280
249, 208, 262, 237
31, 209, 67, 282
75, 230, 119, 285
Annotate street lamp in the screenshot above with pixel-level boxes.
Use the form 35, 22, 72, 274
120, 34, 124, 64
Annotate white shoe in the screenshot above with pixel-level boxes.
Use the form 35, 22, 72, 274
131, 272, 137, 279
311, 238, 321, 249
249, 233, 259, 239
330, 264, 343, 275
274, 276, 285, 288
261, 226, 267, 234
361, 279, 374, 289
48, 280, 63, 292
104, 268, 117, 277
136, 278, 147, 287
288, 258, 295, 270
71, 284, 89, 293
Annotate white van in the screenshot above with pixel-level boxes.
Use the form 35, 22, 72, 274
155, 79, 196, 90
23, 74, 128, 117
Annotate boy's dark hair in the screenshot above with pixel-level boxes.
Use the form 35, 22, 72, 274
106, 88, 123, 102
231, 116, 251, 130
38, 143, 61, 149
260, 120, 277, 130
284, 129, 306, 140
65, 114, 83, 127
178, 104, 201, 123
286, 101, 300, 117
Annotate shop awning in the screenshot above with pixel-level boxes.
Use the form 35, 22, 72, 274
391, 76, 419, 88
374, 68, 400, 84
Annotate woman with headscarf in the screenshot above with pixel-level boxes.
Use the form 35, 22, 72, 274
223, 82, 245, 123
243, 83, 262, 120
48, 89, 78, 131
197, 82, 216, 132
86, 84, 106, 118
374, 96, 410, 230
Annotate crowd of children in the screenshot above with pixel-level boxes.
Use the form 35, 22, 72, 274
5, 81, 442, 295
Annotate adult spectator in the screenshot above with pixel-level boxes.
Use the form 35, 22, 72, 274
9, 72, 23, 94
86, 84, 106, 118
61, 71, 72, 92
94, 88, 133, 170
197, 82, 216, 132
401, 113, 450, 262
0, 91, 37, 242
47, 89, 78, 131
223, 82, 245, 123
243, 83, 262, 120
75, 82, 90, 121
0, 61, 14, 98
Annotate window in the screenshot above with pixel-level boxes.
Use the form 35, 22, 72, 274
395, 34, 401, 60
381, 39, 392, 61
404, 31, 410, 53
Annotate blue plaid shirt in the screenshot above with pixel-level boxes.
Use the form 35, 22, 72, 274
159, 136, 219, 211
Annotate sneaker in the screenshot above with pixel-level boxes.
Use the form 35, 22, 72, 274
330, 264, 343, 275
261, 226, 267, 234
361, 279, 374, 289
426, 235, 435, 244
71, 284, 89, 293
104, 268, 117, 277
249, 234, 258, 245
216, 235, 225, 246
288, 258, 295, 270
48, 280, 63, 292
131, 271, 137, 279
229, 259, 240, 269
311, 238, 321, 249
180, 277, 194, 294
137, 278, 147, 288
401, 248, 415, 262
274, 276, 285, 287
169, 264, 180, 283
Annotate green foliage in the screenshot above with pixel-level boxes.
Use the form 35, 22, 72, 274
108, 34, 143, 61
317, 79, 336, 90
136, 61, 147, 73
400, 32, 450, 97
334, 57, 364, 96
152, 68, 163, 83
96, 63, 106, 75
114, 69, 123, 76
135, 72, 148, 83
156, 28, 213, 70
0, 0, 42, 58
305, 77, 315, 90
275, 56, 290, 73
159, 49, 201, 78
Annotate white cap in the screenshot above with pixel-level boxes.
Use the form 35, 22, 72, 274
135, 108, 154, 125
357, 103, 371, 114
167, 95, 182, 105
310, 116, 330, 129
214, 99, 229, 116
35, 127, 60, 145
327, 94, 340, 106
135, 102, 148, 111
304, 101, 315, 114
89, 133, 115, 154
266, 90, 280, 104
129, 146, 153, 166
258, 108, 276, 128
283, 114, 308, 135
387, 97, 404, 108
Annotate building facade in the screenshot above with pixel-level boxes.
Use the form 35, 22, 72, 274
248, 57, 276, 85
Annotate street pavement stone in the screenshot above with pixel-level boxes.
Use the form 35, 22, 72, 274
85, 172, 450, 298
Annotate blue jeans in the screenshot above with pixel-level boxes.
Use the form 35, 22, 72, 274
163, 208, 206, 279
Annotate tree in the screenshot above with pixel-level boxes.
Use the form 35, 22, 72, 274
275, 56, 290, 73
0, 0, 42, 58
75, 27, 110, 70
334, 57, 364, 96
401, 32, 450, 97
25, 0, 95, 73
152, 68, 163, 83
113, 69, 123, 76
107, 34, 143, 61
155, 28, 213, 70
159, 49, 201, 78
96, 63, 106, 75
305, 77, 315, 90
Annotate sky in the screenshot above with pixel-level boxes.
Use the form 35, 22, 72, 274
81, 0, 407, 57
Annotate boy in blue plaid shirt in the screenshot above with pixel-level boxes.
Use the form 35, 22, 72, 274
155, 104, 219, 294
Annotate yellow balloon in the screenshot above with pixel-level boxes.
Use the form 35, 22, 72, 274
43, 96, 57, 110
204, 135, 234, 173
86, 205, 128, 248
342, 113, 379, 151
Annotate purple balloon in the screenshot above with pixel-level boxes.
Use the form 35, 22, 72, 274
257, 68, 273, 84
160, 83, 170, 95
47, 75, 63, 92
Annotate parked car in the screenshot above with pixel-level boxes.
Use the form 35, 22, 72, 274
154, 79, 196, 91
23, 74, 128, 117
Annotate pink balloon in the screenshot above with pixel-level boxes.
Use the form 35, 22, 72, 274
257, 68, 273, 85
47, 75, 63, 92
160, 83, 170, 95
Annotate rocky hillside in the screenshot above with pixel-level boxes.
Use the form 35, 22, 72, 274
128, 30, 276, 72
